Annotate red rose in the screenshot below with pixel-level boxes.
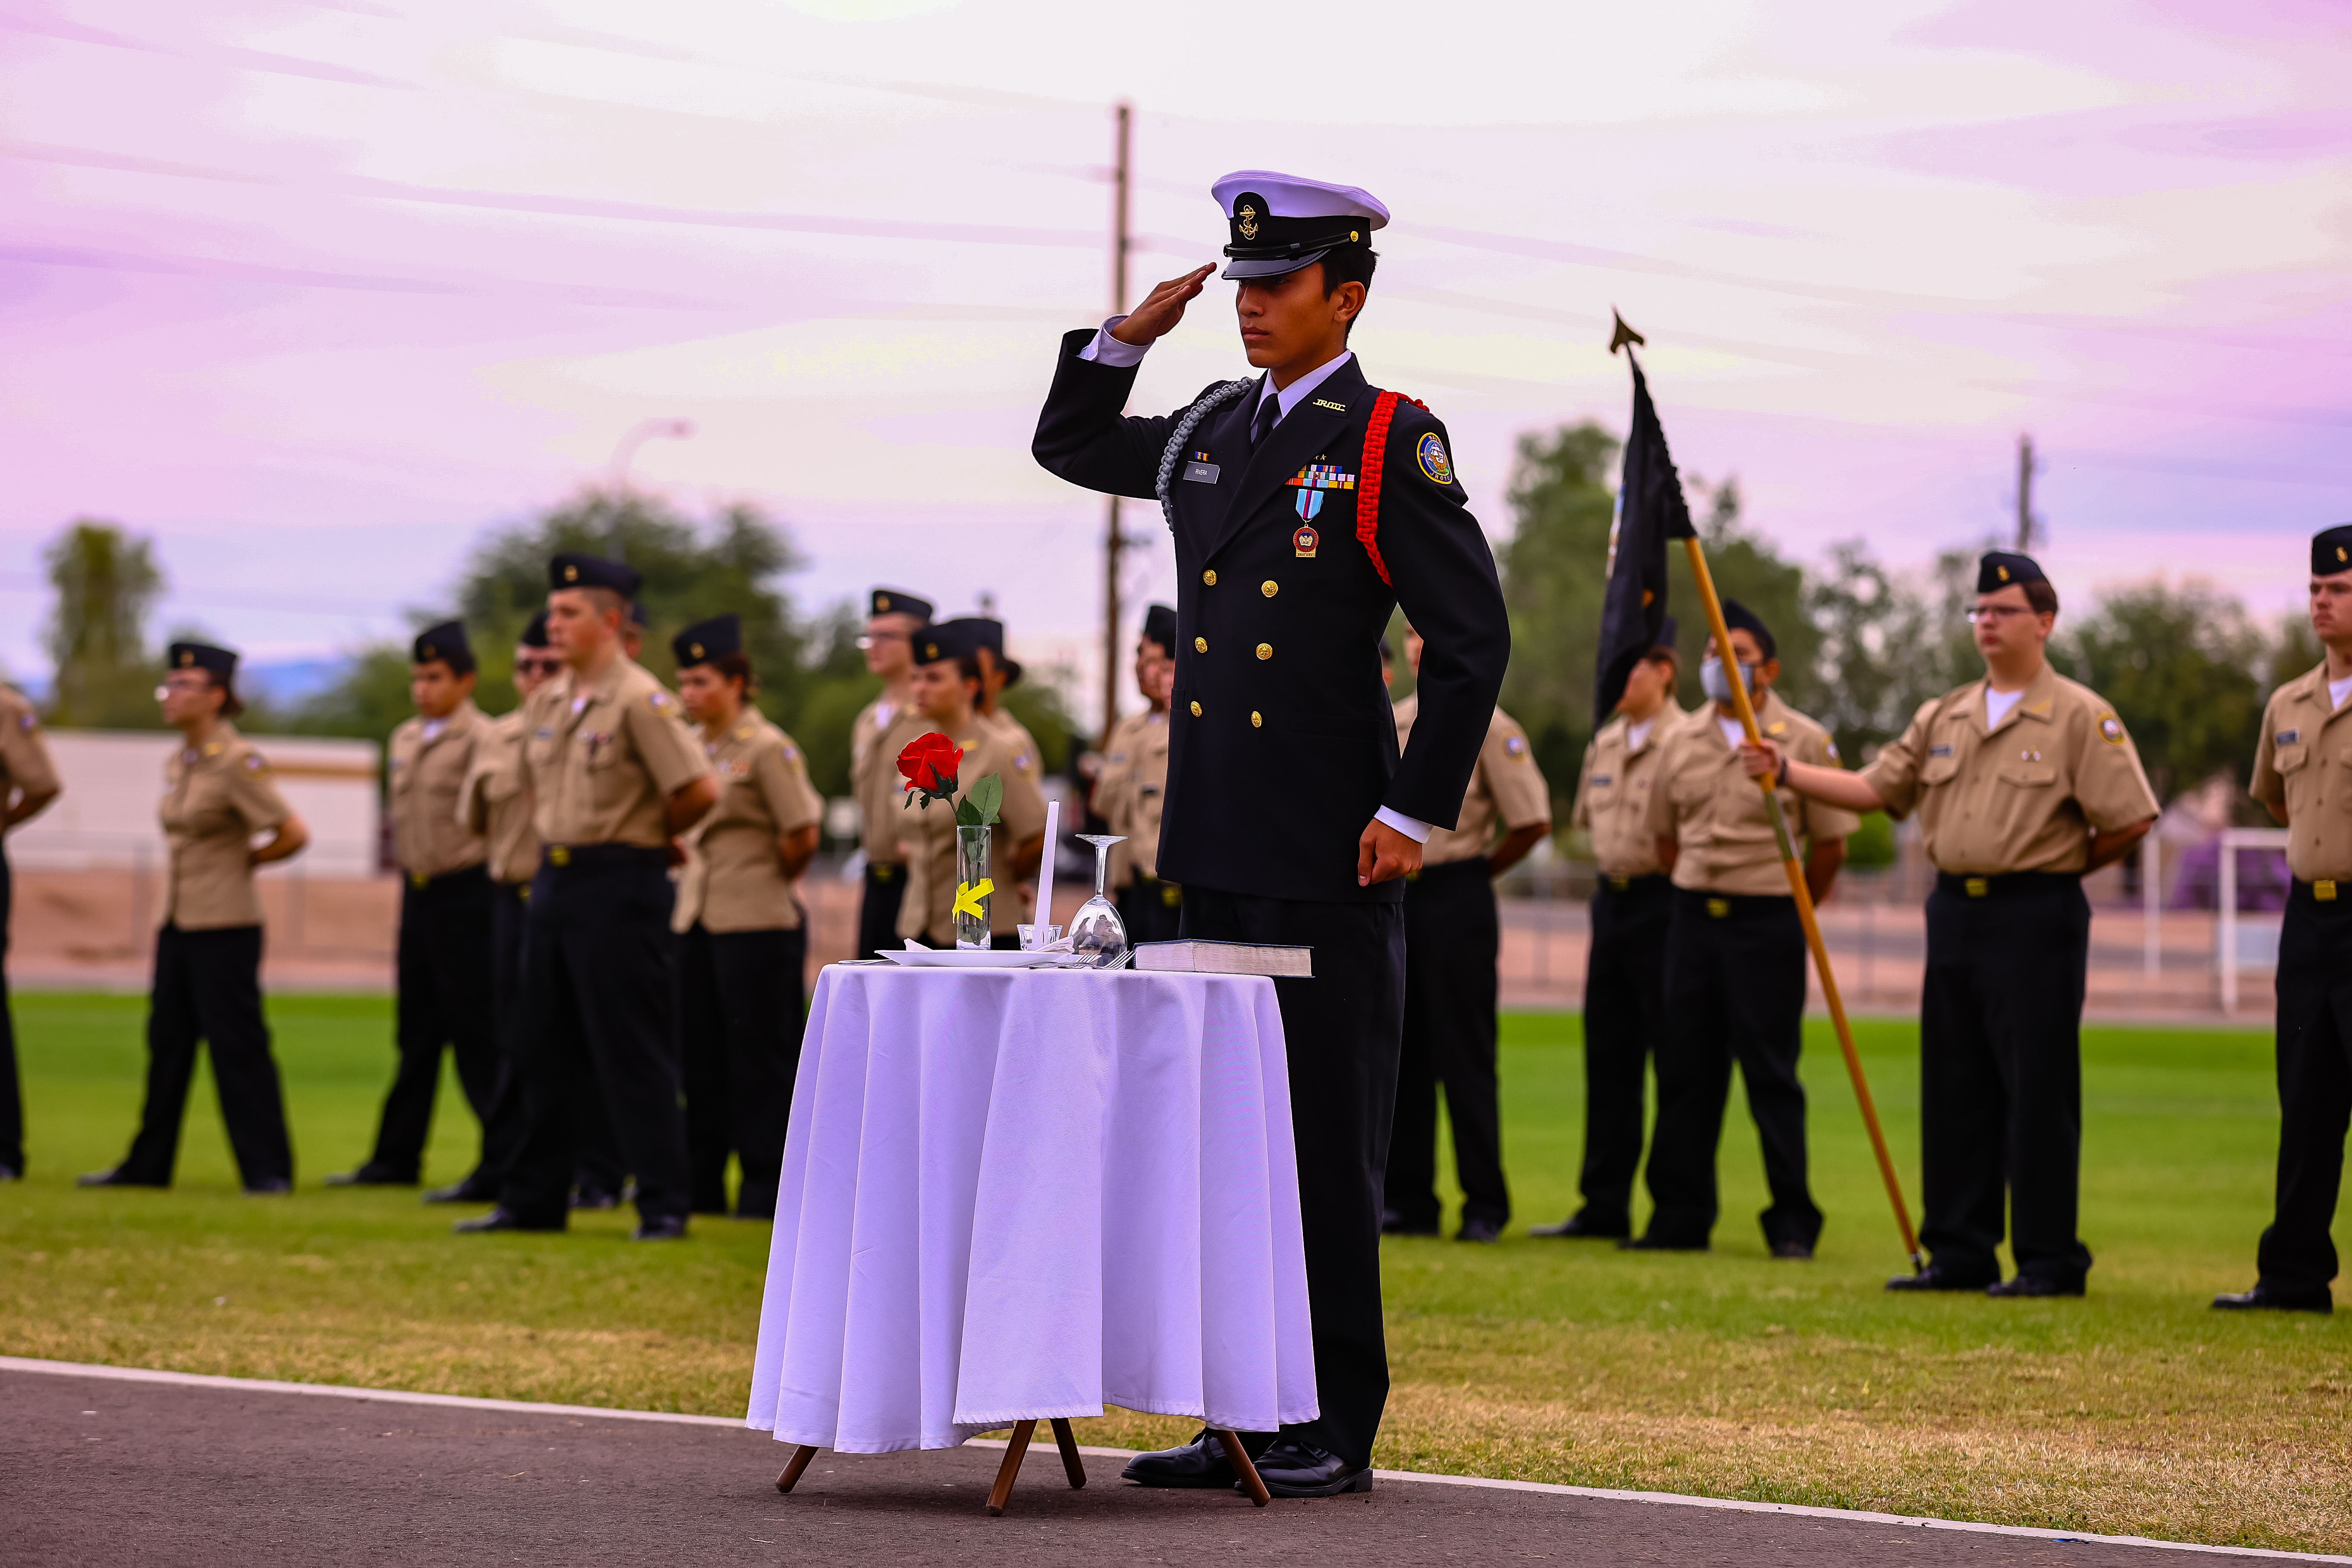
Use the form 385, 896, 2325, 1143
897, 732, 962, 804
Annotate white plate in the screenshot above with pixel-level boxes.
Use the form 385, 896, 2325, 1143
876, 947, 1065, 969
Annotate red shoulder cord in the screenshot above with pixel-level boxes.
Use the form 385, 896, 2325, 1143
1355, 389, 1426, 587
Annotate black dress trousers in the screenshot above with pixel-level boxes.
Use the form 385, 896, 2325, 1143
677, 923, 807, 1219
358, 866, 499, 1181
1918, 871, 2094, 1286
1116, 874, 1185, 945
2254, 881, 2352, 1293
1182, 885, 1406, 1475
1385, 856, 1508, 1232
118, 924, 294, 1188
856, 861, 905, 961
1577, 873, 1672, 1232
0, 848, 22, 1175
460, 879, 533, 1194
1642, 890, 1821, 1250
499, 847, 692, 1228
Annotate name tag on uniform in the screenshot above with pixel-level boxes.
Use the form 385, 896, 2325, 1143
2278, 729, 2301, 746
1592, 774, 1613, 786
1929, 744, 1954, 758
1183, 461, 1220, 484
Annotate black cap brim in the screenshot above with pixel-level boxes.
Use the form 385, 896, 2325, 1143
1221, 249, 1329, 282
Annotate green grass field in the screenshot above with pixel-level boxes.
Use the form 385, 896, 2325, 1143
3, 991, 2349, 1550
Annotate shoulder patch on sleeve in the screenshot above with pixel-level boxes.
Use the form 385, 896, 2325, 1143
1825, 738, 1840, 761
1504, 733, 1528, 759
2099, 714, 2125, 744
647, 691, 671, 711
1415, 430, 1453, 486
244, 753, 266, 772
19, 711, 35, 732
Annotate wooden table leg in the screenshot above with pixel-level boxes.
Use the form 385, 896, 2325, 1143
984, 1419, 1036, 1516
774, 1444, 819, 1494
1047, 1418, 1086, 1489
1213, 1428, 1270, 1507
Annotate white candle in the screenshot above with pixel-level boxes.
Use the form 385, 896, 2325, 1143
1033, 798, 1059, 933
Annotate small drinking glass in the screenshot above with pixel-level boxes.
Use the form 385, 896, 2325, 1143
1069, 834, 1129, 969
1017, 923, 1062, 952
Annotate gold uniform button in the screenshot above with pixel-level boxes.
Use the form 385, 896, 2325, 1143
1255, 643, 1272, 660
1203, 570, 1217, 586
1195, 636, 1208, 653
1189, 701, 1202, 717
1261, 579, 1278, 598
1250, 710, 1262, 728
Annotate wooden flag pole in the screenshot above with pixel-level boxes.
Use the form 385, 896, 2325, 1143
1680, 535, 1923, 1273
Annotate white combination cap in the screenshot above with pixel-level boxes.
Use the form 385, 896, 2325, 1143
1209, 170, 1390, 280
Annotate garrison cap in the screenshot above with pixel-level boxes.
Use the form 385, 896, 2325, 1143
1211, 170, 1389, 281
913, 618, 980, 667
629, 598, 647, 627
412, 620, 475, 675
1977, 551, 2048, 594
1141, 603, 1177, 657
167, 642, 238, 681
1716, 599, 1776, 661
2314, 526, 2352, 577
870, 587, 934, 622
947, 616, 1023, 689
547, 552, 643, 598
672, 613, 740, 669
519, 612, 550, 649
1653, 615, 1679, 656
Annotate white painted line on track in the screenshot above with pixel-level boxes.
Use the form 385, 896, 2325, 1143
5, 1357, 2340, 1561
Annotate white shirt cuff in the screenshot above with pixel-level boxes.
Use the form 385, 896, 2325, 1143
1078, 317, 1148, 368
1375, 805, 1433, 843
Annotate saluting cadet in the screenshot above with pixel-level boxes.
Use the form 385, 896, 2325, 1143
1383, 624, 1551, 1243
1745, 552, 2157, 1295
671, 614, 824, 1221
1534, 625, 1682, 1240
434, 613, 559, 1204
1633, 601, 1850, 1258
2217, 526, 2352, 1314
83, 645, 309, 1193
1093, 603, 1181, 943
1033, 170, 1509, 1496
849, 588, 934, 960
0, 682, 62, 1181
456, 555, 715, 1240
331, 622, 497, 1190
894, 622, 1048, 949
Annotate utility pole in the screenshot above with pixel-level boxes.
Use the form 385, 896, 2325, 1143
2014, 432, 2039, 554
1099, 101, 1132, 749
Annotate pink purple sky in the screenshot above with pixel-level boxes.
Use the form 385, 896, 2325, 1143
2, 0, 2346, 705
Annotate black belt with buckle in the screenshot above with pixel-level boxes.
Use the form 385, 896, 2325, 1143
1935, 870, 2078, 900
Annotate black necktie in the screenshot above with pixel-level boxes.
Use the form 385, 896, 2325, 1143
1249, 393, 1279, 450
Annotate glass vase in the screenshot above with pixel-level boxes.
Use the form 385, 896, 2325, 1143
954, 824, 992, 950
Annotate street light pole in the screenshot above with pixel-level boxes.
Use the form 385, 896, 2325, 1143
606, 418, 695, 558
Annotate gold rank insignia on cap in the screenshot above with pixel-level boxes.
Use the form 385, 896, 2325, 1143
689, 643, 703, 658
421, 643, 436, 659
926, 641, 939, 658
179, 650, 195, 666
564, 564, 579, 582
2340, 548, 2347, 564
1236, 202, 1259, 240
1997, 564, 2011, 582
876, 593, 891, 609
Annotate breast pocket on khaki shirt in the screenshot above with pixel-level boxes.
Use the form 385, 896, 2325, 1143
1987, 760, 2058, 839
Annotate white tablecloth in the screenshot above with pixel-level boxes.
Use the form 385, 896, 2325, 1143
745, 964, 1317, 1453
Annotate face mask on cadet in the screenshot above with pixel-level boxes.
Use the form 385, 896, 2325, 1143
1699, 657, 1758, 704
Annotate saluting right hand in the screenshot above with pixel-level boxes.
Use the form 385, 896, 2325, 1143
1108, 265, 1215, 346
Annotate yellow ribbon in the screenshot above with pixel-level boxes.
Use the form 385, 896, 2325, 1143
952, 878, 995, 920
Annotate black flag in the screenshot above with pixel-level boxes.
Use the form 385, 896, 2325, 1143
1593, 337, 1694, 721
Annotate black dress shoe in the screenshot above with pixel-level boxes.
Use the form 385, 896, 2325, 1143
1769, 1239, 1814, 1260
1247, 1439, 1372, 1498
1456, 1217, 1504, 1243
2213, 1281, 2332, 1314
1379, 1210, 1439, 1237
78, 1168, 165, 1189
0, 1164, 20, 1182
632, 1215, 689, 1241
1987, 1274, 2085, 1298
454, 1207, 561, 1234
1528, 1213, 1629, 1240
1617, 1233, 1708, 1253
570, 1186, 620, 1211
244, 1177, 292, 1196
324, 1167, 414, 1188
1885, 1263, 1997, 1292
423, 1180, 499, 1205
1122, 1430, 1256, 1488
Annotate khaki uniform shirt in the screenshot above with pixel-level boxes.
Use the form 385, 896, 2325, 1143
1094, 707, 1170, 884
851, 693, 931, 867
895, 717, 1050, 946
1861, 662, 2158, 876
1647, 691, 1858, 897
1571, 706, 1682, 879
674, 714, 825, 934
0, 687, 61, 814
2249, 663, 2352, 885
462, 708, 540, 885
519, 657, 710, 851
1396, 695, 1552, 868
388, 701, 488, 881
160, 723, 294, 930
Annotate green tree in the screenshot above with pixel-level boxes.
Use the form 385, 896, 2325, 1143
42, 519, 166, 728
2055, 580, 2266, 802
1495, 422, 1620, 820
1664, 477, 1820, 719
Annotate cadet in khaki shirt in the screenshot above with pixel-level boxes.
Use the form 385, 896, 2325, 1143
85, 644, 309, 1194
1632, 600, 1851, 1259
1748, 552, 2157, 1297
1, 682, 62, 1181
1093, 605, 1180, 943
669, 615, 824, 1221
895, 622, 1049, 949
2217, 527, 2352, 1313
1534, 625, 1683, 1242
849, 587, 935, 959
332, 622, 501, 1193
1383, 625, 1551, 1243
458, 554, 717, 1243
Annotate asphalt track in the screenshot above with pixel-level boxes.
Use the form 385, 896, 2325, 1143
3, 1362, 2336, 1567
